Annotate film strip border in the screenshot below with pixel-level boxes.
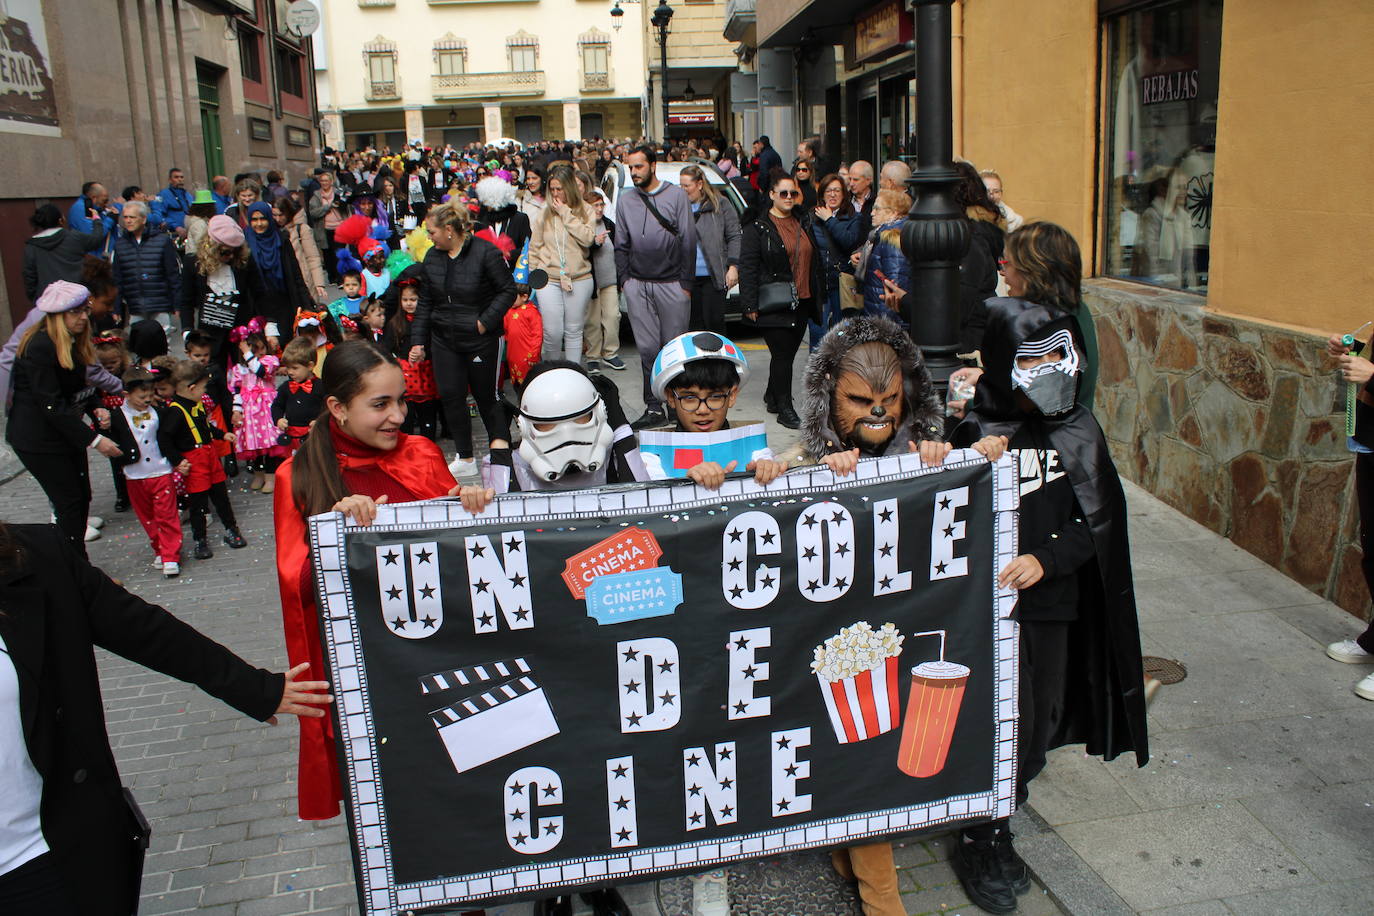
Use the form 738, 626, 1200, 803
309, 453, 1021, 916
347, 448, 1009, 531
419, 657, 532, 696
388, 791, 1006, 909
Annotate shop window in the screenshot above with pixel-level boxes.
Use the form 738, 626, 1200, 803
508, 31, 539, 72
1100, 0, 1222, 293
276, 45, 305, 97
238, 24, 264, 83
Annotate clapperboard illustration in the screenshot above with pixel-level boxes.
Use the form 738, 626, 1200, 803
200, 291, 239, 332
375, 542, 444, 639
420, 657, 561, 773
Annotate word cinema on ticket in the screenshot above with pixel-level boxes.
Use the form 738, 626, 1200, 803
309, 450, 1020, 915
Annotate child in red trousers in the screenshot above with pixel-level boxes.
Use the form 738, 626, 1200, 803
107, 369, 184, 577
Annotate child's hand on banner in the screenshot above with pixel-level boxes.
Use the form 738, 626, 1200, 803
971, 435, 1010, 462
687, 460, 734, 489
458, 485, 496, 513
821, 448, 861, 477
748, 458, 787, 485
333, 493, 388, 526
913, 439, 953, 467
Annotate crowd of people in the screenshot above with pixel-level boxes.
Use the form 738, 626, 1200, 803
4, 131, 1151, 916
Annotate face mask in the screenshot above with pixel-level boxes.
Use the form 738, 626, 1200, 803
1010, 328, 1080, 416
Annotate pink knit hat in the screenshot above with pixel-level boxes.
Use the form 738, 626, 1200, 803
207, 214, 245, 248
36, 280, 91, 313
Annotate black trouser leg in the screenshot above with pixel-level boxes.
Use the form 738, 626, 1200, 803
16, 447, 90, 555
1356, 453, 1374, 652
404, 399, 440, 441
0, 852, 80, 915
110, 458, 128, 505
432, 337, 507, 458
761, 324, 803, 404
207, 481, 237, 529
189, 491, 210, 541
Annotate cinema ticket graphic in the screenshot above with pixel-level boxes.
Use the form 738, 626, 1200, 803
562, 526, 682, 625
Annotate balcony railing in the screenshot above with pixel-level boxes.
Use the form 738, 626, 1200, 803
358, 0, 395, 7
365, 78, 401, 101
723, 0, 755, 41
580, 71, 612, 92
431, 70, 546, 100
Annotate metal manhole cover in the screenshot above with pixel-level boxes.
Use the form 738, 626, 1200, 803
1143, 656, 1187, 685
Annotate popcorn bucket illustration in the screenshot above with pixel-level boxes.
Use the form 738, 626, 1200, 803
812, 622, 905, 744
897, 631, 970, 778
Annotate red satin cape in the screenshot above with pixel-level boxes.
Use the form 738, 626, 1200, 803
274, 432, 456, 819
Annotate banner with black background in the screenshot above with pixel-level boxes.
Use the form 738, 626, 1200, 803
310, 451, 1020, 916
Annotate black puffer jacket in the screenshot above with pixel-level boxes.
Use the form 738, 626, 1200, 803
23, 228, 106, 303
411, 235, 516, 353
112, 229, 182, 317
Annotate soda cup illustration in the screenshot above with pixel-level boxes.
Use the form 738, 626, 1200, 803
896, 630, 970, 778
811, 622, 905, 744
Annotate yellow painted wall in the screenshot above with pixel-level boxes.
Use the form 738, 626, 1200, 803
959, 0, 1098, 255
1207, 0, 1374, 334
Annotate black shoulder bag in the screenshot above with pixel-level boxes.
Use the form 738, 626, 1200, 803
637, 191, 680, 236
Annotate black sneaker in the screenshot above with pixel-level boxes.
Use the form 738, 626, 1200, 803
630, 408, 666, 430
995, 824, 1032, 894
194, 538, 214, 560
114, 497, 130, 513
604, 355, 627, 371
581, 888, 630, 916
776, 403, 801, 429
951, 833, 1017, 914
223, 528, 247, 549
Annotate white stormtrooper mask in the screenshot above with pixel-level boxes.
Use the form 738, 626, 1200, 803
1010, 328, 1080, 416
517, 368, 614, 481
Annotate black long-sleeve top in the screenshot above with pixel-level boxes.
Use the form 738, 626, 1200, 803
1012, 425, 1097, 621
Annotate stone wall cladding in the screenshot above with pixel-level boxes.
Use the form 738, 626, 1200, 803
1086, 279, 1367, 620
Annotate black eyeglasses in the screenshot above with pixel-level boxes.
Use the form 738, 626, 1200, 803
674, 392, 730, 411
776, 189, 801, 198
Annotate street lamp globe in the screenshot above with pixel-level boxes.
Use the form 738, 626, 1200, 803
609, 2, 624, 31
651, 0, 673, 30
683, 82, 696, 102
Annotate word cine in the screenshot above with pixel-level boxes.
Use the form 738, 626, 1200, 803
499, 731, 815, 855
460, 486, 974, 633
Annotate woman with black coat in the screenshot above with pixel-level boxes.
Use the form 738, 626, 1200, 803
5, 282, 121, 554
0, 523, 331, 915
407, 200, 517, 476
180, 216, 266, 361
739, 172, 825, 429
953, 160, 1006, 355
22, 205, 106, 304
244, 201, 312, 339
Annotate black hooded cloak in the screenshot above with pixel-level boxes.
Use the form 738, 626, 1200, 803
954, 296, 1148, 767
799, 315, 945, 459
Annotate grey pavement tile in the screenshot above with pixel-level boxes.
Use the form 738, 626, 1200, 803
1141, 656, 1328, 731
1138, 902, 1233, 916
1141, 609, 1323, 664
1221, 878, 1374, 915
1107, 720, 1325, 810
1054, 800, 1318, 910
1238, 780, 1374, 883
1135, 570, 1326, 625
1013, 804, 1134, 916
135, 888, 203, 915
1025, 745, 1142, 826
1273, 602, 1374, 657
1247, 709, 1374, 787
232, 890, 315, 916
892, 836, 939, 868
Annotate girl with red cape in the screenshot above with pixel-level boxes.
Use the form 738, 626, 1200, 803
273, 340, 459, 819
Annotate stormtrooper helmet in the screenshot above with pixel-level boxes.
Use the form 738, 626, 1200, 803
1010, 327, 1080, 416
517, 368, 614, 481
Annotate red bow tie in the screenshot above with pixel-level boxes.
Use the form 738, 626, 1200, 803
289, 379, 315, 394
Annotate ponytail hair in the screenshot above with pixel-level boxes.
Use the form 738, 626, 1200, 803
290, 341, 400, 519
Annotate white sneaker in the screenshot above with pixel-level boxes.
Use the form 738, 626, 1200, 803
88, 515, 105, 529
163, 561, 181, 578
449, 456, 477, 477
152, 556, 162, 568
1356, 672, 1374, 701
84, 525, 101, 542
1326, 639, 1374, 664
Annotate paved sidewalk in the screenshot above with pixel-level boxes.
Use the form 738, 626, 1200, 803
4, 333, 1369, 914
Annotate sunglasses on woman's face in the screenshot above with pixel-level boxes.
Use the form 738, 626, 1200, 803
776, 189, 801, 199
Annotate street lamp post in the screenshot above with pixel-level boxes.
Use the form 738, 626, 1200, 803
900, 0, 968, 394
651, 0, 674, 142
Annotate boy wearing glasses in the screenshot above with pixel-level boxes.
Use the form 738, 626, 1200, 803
639, 332, 787, 488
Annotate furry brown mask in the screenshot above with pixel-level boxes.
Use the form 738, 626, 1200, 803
831, 341, 904, 453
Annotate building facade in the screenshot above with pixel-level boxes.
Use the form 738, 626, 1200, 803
636, 0, 738, 142
741, 0, 1374, 619
0, 0, 321, 327
313, 0, 650, 149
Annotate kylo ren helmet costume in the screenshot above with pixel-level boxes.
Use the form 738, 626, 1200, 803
517, 368, 615, 481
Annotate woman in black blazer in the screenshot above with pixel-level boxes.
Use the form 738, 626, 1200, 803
4, 281, 122, 554
0, 524, 330, 915
738, 172, 824, 429
180, 216, 266, 361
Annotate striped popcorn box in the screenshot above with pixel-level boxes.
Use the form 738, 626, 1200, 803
422, 659, 560, 773
815, 655, 903, 744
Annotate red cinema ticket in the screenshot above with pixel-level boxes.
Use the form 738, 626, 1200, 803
561, 527, 663, 599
